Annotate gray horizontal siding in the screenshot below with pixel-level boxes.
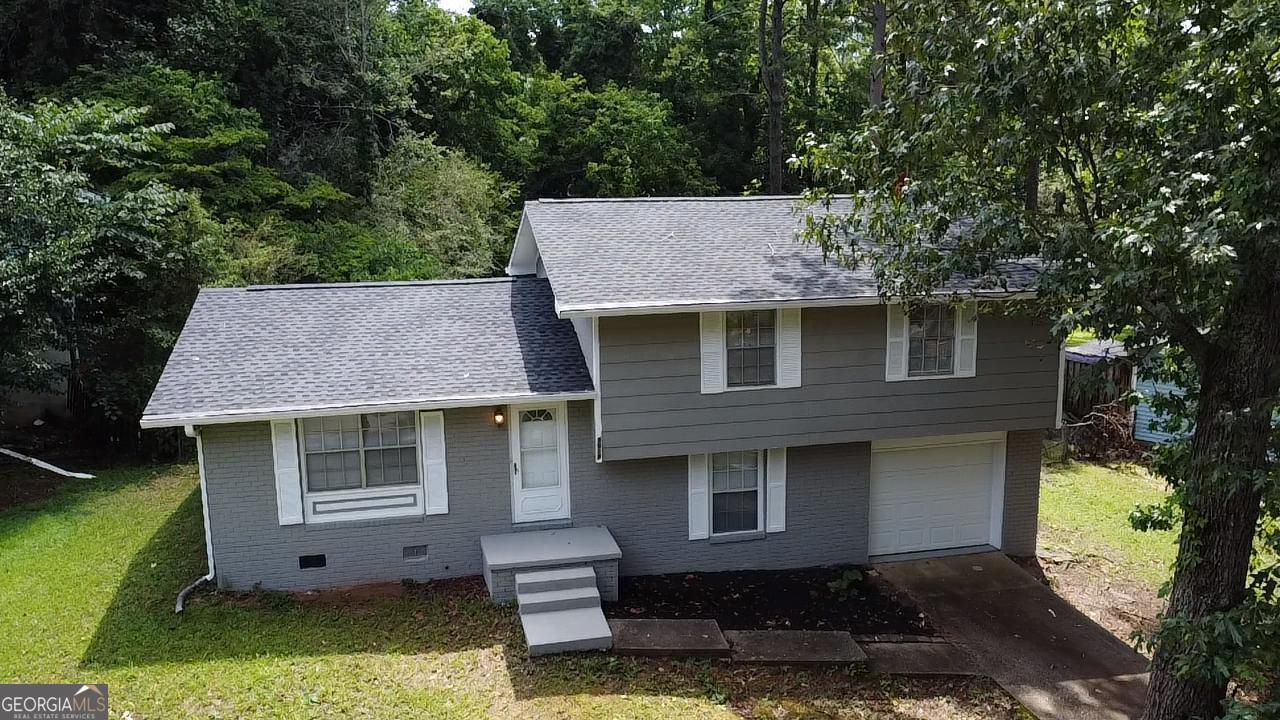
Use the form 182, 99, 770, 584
598, 305, 1059, 460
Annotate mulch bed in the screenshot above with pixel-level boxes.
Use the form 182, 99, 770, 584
604, 566, 935, 635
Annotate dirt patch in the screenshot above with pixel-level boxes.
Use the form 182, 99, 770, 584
0, 423, 114, 511
0, 456, 70, 511
1016, 553, 1163, 655
199, 576, 492, 613
604, 566, 934, 635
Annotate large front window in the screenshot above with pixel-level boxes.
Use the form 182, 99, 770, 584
711, 450, 764, 534
302, 412, 418, 492
726, 310, 776, 387
908, 305, 956, 376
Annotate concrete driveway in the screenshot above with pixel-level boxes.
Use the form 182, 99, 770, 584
876, 552, 1150, 720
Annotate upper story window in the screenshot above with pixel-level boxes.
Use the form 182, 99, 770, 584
908, 305, 956, 376
301, 412, 419, 492
726, 310, 776, 387
885, 302, 977, 381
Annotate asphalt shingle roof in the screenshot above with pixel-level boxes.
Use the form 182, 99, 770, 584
140, 277, 593, 427
523, 196, 1041, 313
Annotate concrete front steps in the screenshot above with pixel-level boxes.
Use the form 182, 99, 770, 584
516, 566, 612, 656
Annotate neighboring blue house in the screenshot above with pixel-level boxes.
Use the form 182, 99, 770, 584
1063, 339, 1184, 444
1132, 378, 1183, 444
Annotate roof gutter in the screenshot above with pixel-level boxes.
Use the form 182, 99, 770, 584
556, 290, 1038, 319
141, 390, 599, 430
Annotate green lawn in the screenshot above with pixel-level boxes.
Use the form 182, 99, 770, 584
1064, 328, 1098, 347
1040, 461, 1178, 588
0, 463, 1026, 719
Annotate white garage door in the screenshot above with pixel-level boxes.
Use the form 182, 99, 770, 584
869, 435, 1004, 556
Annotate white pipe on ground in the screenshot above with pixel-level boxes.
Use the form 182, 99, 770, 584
0, 447, 95, 479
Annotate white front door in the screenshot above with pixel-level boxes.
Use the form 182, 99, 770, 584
509, 402, 570, 523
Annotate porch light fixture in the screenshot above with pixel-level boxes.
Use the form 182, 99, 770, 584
493, 407, 506, 426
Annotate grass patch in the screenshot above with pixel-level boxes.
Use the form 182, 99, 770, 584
1040, 462, 1177, 588
1065, 328, 1098, 347
0, 462, 1025, 719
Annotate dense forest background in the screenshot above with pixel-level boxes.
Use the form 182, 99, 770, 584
0, 0, 875, 443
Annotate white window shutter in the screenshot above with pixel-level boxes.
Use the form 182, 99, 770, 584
270, 419, 304, 526
688, 454, 710, 540
700, 312, 726, 394
766, 448, 787, 533
777, 308, 802, 388
956, 302, 978, 377
419, 411, 449, 515
885, 304, 908, 381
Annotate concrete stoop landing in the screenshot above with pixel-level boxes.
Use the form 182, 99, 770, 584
480, 527, 622, 656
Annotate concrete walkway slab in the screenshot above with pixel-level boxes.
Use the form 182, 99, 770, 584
876, 552, 1150, 720
724, 630, 867, 667
609, 619, 730, 658
863, 641, 981, 675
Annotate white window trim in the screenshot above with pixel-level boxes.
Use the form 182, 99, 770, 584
708, 449, 767, 537
298, 413, 428, 524
722, 311, 780, 391
886, 302, 977, 382
708, 307, 801, 392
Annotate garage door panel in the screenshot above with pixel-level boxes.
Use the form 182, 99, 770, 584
869, 439, 1000, 556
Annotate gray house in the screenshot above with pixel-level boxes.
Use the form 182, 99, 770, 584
142, 196, 1062, 654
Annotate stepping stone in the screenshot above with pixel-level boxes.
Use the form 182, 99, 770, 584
723, 630, 867, 667
609, 619, 730, 658
862, 641, 982, 676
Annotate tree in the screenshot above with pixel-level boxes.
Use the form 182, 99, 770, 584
0, 93, 215, 438
651, 0, 765, 193
526, 75, 716, 197
757, 0, 786, 192
366, 133, 515, 278
392, 1, 535, 182
798, 1, 1279, 717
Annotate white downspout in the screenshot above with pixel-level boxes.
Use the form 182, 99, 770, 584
176, 424, 216, 612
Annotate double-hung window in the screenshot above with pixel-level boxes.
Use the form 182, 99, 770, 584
726, 310, 776, 388
301, 412, 419, 492
710, 450, 765, 535
908, 305, 956, 377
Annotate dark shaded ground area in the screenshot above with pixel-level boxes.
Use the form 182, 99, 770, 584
604, 566, 935, 635
0, 419, 185, 511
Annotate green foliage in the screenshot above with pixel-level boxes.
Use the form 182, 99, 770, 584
527, 75, 715, 197
827, 567, 864, 600
0, 93, 215, 431
367, 133, 515, 278
799, 1, 1280, 714
63, 63, 349, 221
392, 1, 535, 181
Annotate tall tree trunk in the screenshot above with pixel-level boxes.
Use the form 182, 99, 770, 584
805, 0, 820, 133
759, 0, 786, 193
1141, 278, 1280, 720
869, 1, 886, 107
1024, 156, 1039, 212
703, 0, 715, 23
